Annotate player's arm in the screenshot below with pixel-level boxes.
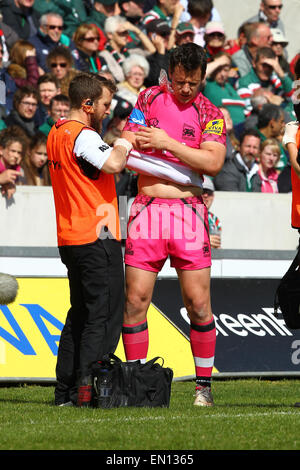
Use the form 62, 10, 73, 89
135, 127, 226, 176
74, 129, 132, 174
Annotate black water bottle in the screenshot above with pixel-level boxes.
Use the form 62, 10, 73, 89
98, 368, 112, 408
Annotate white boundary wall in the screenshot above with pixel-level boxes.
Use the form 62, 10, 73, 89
0, 186, 298, 251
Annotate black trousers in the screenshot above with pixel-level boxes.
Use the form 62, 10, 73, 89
55, 237, 124, 405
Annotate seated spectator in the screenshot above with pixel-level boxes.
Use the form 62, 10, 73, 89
35, 74, 61, 126
174, 22, 195, 46
29, 12, 78, 72
0, 125, 27, 199
251, 138, 281, 192
142, 0, 180, 28
116, 54, 149, 106
143, 19, 171, 87
270, 28, 292, 78
236, 47, 294, 119
203, 51, 246, 126
104, 97, 133, 145
46, 46, 78, 96
0, 0, 40, 40
100, 15, 149, 83
33, 0, 88, 38
255, 102, 287, 171
204, 21, 226, 61
187, 0, 214, 47
19, 132, 51, 185
4, 85, 39, 138
224, 22, 253, 56
119, 0, 152, 50
0, 39, 39, 113
214, 129, 261, 192
202, 175, 222, 249
245, 0, 285, 34
219, 107, 240, 160
73, 23, 109, 74
38, 94, 70, 136
86, 0, 120, 31
232, 22, 272, 77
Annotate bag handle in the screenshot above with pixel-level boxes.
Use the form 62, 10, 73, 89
142, 357, 165, 369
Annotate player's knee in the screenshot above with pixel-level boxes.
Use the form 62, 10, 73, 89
185, 297, 211, 323
125, 289, 149, 319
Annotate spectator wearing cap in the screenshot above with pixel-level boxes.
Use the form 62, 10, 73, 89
144, 19, 171, 87
245, 0, 285, 34
174, 22, 195, 46
204, 21, 226, 61
270, 28, 292, 79
85, 0, 120, 31
116, 54, 149, 106
202, 176, 222, 249
29, 13, 78, 72
0, 0, 40, 40
232, 22, 273, 77
100, 15, 154, 83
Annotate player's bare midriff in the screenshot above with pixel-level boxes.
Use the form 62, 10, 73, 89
138, 174, 203, 198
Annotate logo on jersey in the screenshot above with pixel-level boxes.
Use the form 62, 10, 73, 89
182, 123, 196, 140
203, 119, 224, 136
128, 109, 147, 127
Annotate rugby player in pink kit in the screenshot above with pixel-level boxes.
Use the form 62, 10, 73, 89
121, 43, 226, 406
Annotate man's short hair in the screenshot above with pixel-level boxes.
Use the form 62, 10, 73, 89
13, 86, 39, 110
49, 94, 70, 109
68, 73, 117, 109
255, 46, 276, 63
187, 0, 213, 18
169, 43, 207, 76
257, 103, 284, 129
239, 128, 261, 145
37, 73, 60, 89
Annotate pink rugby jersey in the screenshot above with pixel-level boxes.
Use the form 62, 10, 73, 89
124, 85, 226, 187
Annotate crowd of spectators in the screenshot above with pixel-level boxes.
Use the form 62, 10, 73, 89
0, 0, 298, 209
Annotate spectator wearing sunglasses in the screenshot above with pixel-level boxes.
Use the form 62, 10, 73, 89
100, 15, 154, 83
29, 13, 78, 72
0, 0, 40, 40
46, 45, 78, 97
203, 21, 227, 62
246, 0, 285, 35
73, 23, 109, 74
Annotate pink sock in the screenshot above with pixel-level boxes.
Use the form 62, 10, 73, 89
190, 317, 216, 388
122, 319, 149, 363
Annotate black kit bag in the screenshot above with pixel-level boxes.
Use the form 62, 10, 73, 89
274, 243, 300, 329
92, 354, 173, 409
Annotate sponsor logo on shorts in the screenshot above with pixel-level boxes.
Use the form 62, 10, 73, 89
203, 242, 210, 257
203, 119, 224, 136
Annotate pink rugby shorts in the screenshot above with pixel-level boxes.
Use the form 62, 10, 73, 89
124, 194, 211, 272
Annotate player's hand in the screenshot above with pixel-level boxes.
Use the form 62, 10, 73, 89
136, 126, 170, 150
210, 234, 221, 249
0, 169, 21, 185
282, 121, 299, 146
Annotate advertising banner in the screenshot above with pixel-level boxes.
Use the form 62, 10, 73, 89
152, 278, 300, 376
1, 277, 299, 382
